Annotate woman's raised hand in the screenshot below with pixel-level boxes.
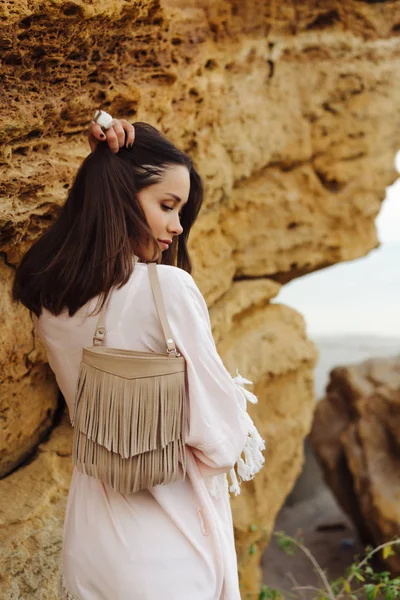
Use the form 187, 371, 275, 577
88, 115, 135, 154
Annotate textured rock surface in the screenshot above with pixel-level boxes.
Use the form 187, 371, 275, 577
0, 255, 59, 477
0, 412, 72, 600
1, 0, 400, 597
1, 1, 400, 286
310, 357, 400, 574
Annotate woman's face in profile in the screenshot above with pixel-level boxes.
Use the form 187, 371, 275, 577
137, 165, 190, 257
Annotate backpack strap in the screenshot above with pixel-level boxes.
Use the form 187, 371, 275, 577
92, 262, 179, 356
93, 287, 112, 346
147, 263, 179, 355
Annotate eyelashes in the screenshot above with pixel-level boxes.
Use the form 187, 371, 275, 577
161, 204, 183, 219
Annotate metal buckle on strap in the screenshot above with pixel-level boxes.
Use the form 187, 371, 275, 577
166, 347, 181, 357
166, 337, 180, 357
93, 327, 105, 346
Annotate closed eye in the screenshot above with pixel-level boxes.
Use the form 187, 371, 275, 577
162, 204, 183, 218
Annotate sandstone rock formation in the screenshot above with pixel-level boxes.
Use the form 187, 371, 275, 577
0, 412, 72, 600
310, 357, 400, 574
1, 0, 400, 597
0, 255, 59, 477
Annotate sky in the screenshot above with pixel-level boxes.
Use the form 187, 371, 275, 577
273, 154, 400, 339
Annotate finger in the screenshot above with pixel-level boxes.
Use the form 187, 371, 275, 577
88, 134, 97, 153
105, 128, 119, 154
119, 119, 135, 148
88, 121, 106, 142
111, 120, 126, 149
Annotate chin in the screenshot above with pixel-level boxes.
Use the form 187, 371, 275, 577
134, 245, 161, 262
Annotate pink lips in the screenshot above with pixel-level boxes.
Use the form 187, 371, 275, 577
158, 239, 172, 250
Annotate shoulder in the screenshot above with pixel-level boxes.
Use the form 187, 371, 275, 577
149, 264, 208, 317
151, 264, 199, 295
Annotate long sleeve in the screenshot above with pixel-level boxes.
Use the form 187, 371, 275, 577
163, 270, 252, 477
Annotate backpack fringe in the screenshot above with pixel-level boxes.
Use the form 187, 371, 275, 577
72, 362, 187, 494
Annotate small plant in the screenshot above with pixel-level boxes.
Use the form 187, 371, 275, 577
255, 532, 400, 600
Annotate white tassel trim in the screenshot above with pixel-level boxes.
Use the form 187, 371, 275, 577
206, 370, 266, 498
232, 372, 258, 404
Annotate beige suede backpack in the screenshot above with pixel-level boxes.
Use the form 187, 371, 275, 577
71, 262, 187, 495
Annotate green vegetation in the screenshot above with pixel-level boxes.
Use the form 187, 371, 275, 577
253, 532, 400, 600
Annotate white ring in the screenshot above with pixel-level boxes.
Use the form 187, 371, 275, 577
93, 110, 114, 130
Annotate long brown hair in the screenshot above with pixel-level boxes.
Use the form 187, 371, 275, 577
12, 122, 204, 318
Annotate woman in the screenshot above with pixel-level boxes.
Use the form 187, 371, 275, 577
12, 115, 264, 600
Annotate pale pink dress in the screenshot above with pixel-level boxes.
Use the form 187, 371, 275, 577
33, 262, 263, 600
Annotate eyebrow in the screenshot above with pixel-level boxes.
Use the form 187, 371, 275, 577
165, 193, 187, 205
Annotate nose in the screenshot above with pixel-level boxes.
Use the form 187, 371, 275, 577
168, 212, 183, 236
